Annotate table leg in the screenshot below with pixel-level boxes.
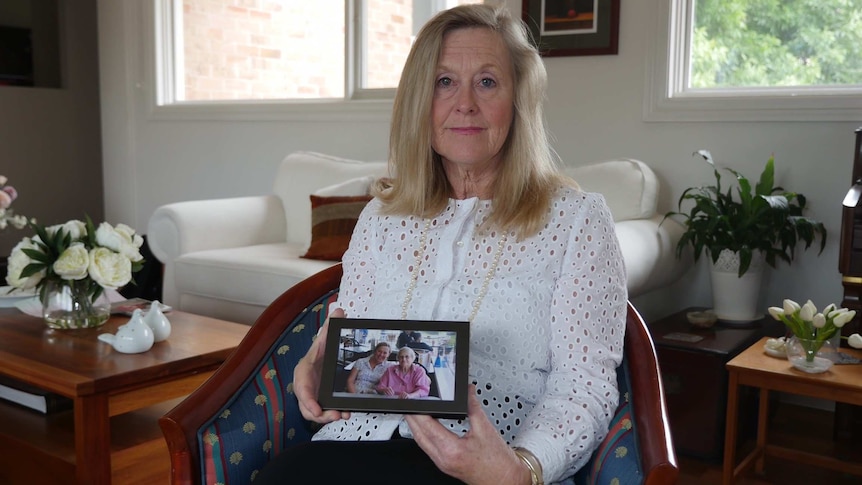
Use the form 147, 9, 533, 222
75, 394, 112, 484
722, 370, 740, 485
754, 388, 770, 474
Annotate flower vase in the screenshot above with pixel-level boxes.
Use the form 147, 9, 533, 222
41, 280, 111, 329
785, 336, 835, 373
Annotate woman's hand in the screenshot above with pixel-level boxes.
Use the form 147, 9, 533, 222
378, 386, 395, 396
405, 385, 531, 485
294, 307, 350, 423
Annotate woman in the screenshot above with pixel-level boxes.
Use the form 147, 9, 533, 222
345, 341, 393, 394
376, 346, 432, 399
262, 5, 626, 484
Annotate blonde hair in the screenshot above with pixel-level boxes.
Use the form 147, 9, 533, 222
375, 4, 567, 239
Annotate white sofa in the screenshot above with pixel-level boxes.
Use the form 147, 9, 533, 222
148, 152, 688, 324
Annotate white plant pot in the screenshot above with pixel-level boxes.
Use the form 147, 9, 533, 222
709, 249, 765, 323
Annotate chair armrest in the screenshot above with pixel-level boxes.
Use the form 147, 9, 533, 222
626, 305, 678, 485
147, 195, 287, 264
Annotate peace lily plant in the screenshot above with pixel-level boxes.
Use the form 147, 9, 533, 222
767, 299, 862, 364
667, 150, 828, 276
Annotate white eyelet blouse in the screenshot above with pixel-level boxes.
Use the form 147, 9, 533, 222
313, 186, 627, 483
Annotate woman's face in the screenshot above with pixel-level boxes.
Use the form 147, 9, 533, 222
397, 352, 413, 370
431, 27, 515, 173
372, 346, 390, 364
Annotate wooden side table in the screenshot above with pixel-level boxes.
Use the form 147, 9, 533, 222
648, 308, 781, 460
722, 337, 862, 484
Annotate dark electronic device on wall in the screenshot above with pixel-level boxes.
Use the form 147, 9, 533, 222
0, 26, 34, 86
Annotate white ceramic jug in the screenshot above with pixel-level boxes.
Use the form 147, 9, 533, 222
97, 309, 155, 354
144, 300, 172, 342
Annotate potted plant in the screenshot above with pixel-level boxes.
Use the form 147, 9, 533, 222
665, 150, 827, 323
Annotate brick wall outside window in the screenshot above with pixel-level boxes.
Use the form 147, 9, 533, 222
181, 0, 481, 101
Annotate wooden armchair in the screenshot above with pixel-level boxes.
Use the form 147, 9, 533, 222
159, 264, 678, 485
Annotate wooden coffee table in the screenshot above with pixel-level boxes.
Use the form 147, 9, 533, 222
0, 308, 249, 485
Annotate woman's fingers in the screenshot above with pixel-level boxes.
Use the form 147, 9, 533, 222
406, 385, 525, 485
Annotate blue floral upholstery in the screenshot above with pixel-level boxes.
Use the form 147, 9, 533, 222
573, 354, 644, 485
186, 287, 667, 485
196, 290, 338, 485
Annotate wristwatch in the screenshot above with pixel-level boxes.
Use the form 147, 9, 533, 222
512, 447, 544, 485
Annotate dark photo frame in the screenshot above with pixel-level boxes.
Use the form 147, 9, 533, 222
522, 0, 620, 57
319, 317, 470, 417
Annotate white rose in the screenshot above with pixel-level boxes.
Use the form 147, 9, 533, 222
121, 243, 144, 262
47, 220, 86, 240
53, 243, 90, 280
88, 247, 132, 289
6, 238, 45, 289
107, 223, 144, 262
95, 222, 128, 252
115, 224, 140, 244
62, 220, 87, 240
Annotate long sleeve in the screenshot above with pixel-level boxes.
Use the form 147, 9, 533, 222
512, 192, 627, 481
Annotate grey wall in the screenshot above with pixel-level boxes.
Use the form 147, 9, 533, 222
96, 0, 858, 322
0, 0, 102, 257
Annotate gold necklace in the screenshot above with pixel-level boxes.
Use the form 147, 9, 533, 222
400, 218, 507, 322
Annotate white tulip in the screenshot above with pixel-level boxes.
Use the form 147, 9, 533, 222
783, 299, 800, 315
833, 310, 856, 328
828, 308, 848, 320
812, 313, 826, 328
848, 333, 862, 349
823, 303, 836, 315
768, 307, 785, 320
800, 300, 817, 321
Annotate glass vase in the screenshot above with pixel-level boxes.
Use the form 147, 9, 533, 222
41, 279, 111, 330
785, 335, 835, 374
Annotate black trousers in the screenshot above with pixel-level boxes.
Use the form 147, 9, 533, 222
254, 439, 466, 485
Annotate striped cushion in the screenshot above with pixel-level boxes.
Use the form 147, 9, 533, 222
302, 195, 372, 261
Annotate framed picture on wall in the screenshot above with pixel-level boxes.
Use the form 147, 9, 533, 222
521, 0, 620, 57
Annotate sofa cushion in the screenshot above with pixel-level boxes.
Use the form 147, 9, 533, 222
565, 159, 658, 222
273, 152, 387, 248
302, 194, 372, 261
313, 175, 378, 197
174, 243, 336, 323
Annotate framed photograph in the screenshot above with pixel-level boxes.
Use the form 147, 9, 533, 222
319, 317, 470, 417
521, 0, 620, 57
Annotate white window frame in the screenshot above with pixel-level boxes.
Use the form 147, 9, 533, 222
644, 0, 862, 122
148, 0, 396, 122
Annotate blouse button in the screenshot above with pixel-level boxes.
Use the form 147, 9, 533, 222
456, 241, 464, 247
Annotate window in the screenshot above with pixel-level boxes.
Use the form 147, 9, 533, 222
645, 0, 862, 122
155, 0, 482, 106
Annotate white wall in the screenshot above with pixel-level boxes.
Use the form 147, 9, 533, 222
98, 0, 858, 321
